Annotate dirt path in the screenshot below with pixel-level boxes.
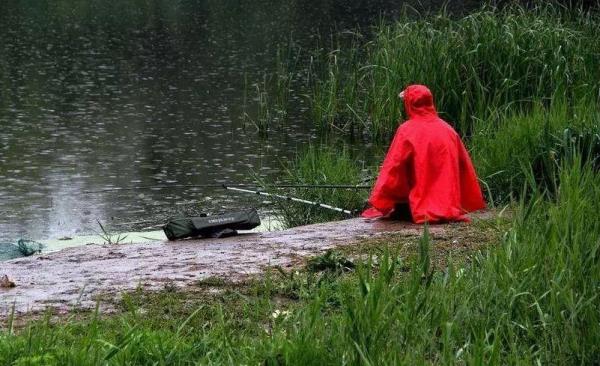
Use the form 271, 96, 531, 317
0, 212, 494, 315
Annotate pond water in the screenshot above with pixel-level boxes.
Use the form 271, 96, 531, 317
0, 0, 477, 244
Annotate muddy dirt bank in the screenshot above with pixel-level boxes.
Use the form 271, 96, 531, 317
0, 212, 494, 315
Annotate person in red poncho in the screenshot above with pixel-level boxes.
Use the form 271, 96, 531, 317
362, 84, 486, 223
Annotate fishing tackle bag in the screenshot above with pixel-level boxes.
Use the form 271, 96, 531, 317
163, 209, 261, 241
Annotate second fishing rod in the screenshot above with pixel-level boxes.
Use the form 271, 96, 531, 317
83, 182, 372, 194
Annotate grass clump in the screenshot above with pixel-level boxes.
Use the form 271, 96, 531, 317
306, 250, 355, 273
310, 4, 600, 140
243, 42, 302, 136
95, 220, 128, 245
472, 99, 600, 202
273, 145, 371, 228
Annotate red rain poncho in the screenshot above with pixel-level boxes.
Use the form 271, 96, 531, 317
363, 85, 485, 223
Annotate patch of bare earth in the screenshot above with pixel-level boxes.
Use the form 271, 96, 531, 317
0, 210, 503, 317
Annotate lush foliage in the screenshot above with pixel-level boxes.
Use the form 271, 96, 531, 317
310, 5, 600, 140
471, 99, 600, 202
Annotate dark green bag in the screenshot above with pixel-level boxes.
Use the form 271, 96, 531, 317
163, 209, 261, 241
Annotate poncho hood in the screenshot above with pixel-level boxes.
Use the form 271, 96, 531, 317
403, 84, 438, 119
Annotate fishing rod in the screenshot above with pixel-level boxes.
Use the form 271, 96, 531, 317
223, 185, 355, 216
110, 184, 358, 228
83, 183, 371, 194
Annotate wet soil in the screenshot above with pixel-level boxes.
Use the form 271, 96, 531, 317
0, 211, 496, 315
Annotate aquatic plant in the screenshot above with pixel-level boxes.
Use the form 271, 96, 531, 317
243, 42, 302, 136
96, 220, 128, 245
291, 4, 600, 206
307, 32, 366, 136
252, 77, 273, 136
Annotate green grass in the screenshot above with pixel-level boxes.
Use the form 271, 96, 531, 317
243, 42, 301, 136
308, 4, 600, 140
471, 98, 600, 202
272, 145, 372, 228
